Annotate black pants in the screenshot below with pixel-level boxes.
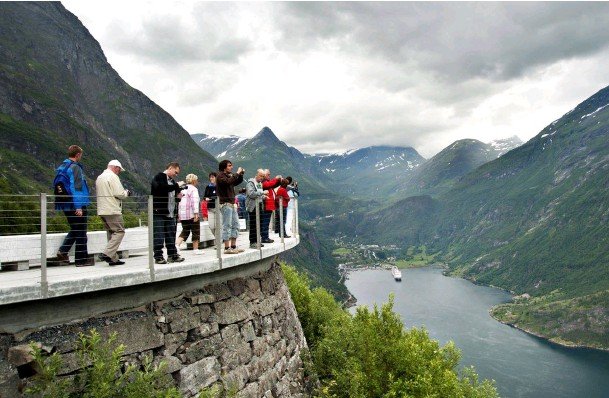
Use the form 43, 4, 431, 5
261, 210, 272, 240
59, 207, 88, 262
248, 210, 258, 244
153, 215, 178, 259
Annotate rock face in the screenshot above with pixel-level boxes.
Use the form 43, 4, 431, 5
0, 2, 217, 194
0, 262, 309, 398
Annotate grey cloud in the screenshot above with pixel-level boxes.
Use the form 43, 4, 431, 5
283, 103, 448, 154
275, 2, 609, 83
106, 8, 252, 65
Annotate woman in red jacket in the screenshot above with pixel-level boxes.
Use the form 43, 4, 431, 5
274, 179, 290, 237
261, 169, 281, 243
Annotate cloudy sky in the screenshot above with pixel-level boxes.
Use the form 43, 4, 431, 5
63, 1, 609, 157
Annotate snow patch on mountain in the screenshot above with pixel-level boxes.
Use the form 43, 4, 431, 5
580, 104, 609, 120
488, 136, 523, 156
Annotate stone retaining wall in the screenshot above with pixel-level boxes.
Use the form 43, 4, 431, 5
0, 261, 309, 397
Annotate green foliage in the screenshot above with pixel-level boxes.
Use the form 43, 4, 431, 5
395, 245, 439, 268
282, 263, 348, 346
25, 330, 180, 398
491, 289, 609, 349
280, 223, 349, 301
331, 247, 351, 256
25, 344, 71, 398
197, 383, 237, 398
282, 263, 498, 398
197, 385, 222, 398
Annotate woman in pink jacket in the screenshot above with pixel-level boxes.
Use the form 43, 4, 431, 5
176, 173, 201, 253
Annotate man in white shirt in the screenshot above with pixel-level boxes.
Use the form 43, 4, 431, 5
96, 160, 130, 266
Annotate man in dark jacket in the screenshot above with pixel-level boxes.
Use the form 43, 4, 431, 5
151, 162, 185, 264
216, 159, 245, 254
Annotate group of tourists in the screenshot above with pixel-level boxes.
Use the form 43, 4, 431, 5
52, 145, 298, 267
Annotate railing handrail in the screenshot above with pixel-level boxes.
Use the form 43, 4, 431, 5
0, 194, 300, 306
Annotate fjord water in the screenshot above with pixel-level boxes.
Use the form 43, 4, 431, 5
345, 267, 609, 398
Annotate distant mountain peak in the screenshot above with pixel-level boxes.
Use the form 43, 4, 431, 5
488, 136, 523, 156
253, 126, 280, 143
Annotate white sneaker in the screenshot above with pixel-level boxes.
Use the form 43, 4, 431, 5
193, 249, 204, 255
179, 242, 187, 250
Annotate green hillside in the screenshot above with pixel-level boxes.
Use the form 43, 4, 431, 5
355, 85, 609, 349
403, 139, 499, 197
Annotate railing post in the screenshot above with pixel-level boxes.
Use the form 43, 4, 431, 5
148, 195, 155, 282
255, 197, 262, 251
295, 197, 299, 237
279, 196, 284, 244
215, 197, 222, 268
40, 193, 48, 299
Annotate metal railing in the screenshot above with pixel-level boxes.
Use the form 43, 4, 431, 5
0, 193, 300, 300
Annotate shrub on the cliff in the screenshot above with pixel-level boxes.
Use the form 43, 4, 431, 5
282, 262, 348, 345
25, 329, 180, 398
281, 263, 498, 398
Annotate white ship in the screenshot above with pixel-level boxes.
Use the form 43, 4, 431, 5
391, 266, 402, 282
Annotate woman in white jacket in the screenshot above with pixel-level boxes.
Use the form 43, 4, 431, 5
176, 174, 201, 253
285, 185, 298, 236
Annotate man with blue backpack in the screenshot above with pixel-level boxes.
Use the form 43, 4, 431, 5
54, 145, 93, 267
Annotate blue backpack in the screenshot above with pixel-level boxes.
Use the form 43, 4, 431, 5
53, 161, 74, 210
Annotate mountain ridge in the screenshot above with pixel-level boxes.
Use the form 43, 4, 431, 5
352, 85, 609, 349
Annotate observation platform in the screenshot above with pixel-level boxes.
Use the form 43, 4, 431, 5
0, 194, 300, 308
0, 230, 299, 306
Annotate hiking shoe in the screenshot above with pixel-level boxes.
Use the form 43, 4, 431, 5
56, 251, 69, 262
98, 253, 112, 263
232, 247, 245, 253
224, 248, 238, 254
261, 239, 274, 243
155, 258, 167, 264
108, 260, 125, 266
75, 258, 95, 267
250, 243, 264, 248
168, 255, 185, 263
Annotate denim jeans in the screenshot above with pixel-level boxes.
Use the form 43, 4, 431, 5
153, 215, 178, 259
59, 207, 88, 263
220, 204, 239, 242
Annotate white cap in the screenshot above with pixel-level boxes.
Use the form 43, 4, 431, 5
108, 159, 125, 171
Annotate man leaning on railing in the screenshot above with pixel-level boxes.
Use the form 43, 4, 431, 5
96, 160, 130, 266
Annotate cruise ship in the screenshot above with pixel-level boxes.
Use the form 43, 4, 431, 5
391, 266, 402, 282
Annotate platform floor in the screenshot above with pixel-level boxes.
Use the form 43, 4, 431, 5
0, 230, 298, 305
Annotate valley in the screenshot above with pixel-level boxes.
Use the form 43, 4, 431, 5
1, 0, 608, 356
194, 100, 609, 351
